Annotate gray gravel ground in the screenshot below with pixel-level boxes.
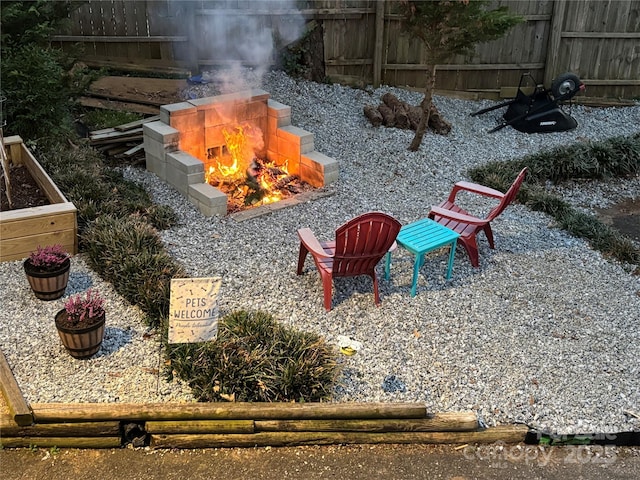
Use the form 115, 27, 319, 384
1, 70, 639, 436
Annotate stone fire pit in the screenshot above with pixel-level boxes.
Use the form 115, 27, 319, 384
142, 89, 338, 216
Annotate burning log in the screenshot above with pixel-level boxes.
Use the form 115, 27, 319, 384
274, 174, 298, 191
364, 93, 451, 135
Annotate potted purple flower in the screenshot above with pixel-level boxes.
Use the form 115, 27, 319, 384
55, 289, 106, 359
23, 244, 71, 300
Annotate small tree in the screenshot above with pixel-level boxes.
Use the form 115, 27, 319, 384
397, 1, 523, 151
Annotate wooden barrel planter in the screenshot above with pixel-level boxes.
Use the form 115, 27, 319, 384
54, 310, 106, 359
23, 258, 70, 300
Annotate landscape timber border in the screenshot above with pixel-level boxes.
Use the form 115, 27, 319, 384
0, 347, 529, 449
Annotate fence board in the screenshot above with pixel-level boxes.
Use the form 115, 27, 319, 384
50, 0, 639, 99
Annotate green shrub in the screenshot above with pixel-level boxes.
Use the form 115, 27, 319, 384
82, 215, 185, 325
2, 45, 74, 139
36, 142, 177, 231
470, 133, 640, 188
1, 1, 90, 141
167, 310, 340, 403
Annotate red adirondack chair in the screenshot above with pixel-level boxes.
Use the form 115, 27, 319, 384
427, 167, 528, 267
296, 212, 401, 311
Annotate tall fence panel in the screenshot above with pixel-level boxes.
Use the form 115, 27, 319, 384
53, 0, 192, 74
51, 0, 640, 99
544, 0, 640, 98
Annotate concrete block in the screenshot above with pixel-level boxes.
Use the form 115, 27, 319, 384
268, 99, 292, 119
170, 110, 203, 132
161, 102, 196, 117
235, 99, 267, 121
268, 114, 291, 135
300, 151, 339, 187
178, 132, 205, 159
189, 183, 227, 217
160, 102, 196, 125
203, 105, 227, 128
205, 126, 228, 150
143, 135, 178, 160
166, 151, 205, 174
277, 125, 314, 147
277, 139, 301, 165
145, 152, 166, 180
266, 132, 279, 154
143, 121, 179, 143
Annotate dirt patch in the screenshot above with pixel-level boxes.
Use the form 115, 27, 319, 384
1, 164, 50, 211
596, 198, 640, 244
596, 198, 640, 243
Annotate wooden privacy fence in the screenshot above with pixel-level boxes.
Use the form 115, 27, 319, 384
52, 0, 640, 99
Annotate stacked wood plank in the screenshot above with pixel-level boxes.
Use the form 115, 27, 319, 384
89, 116, 159, 164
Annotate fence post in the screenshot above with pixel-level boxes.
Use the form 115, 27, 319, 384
544, 0, 567, 87
373, 0, 386, 87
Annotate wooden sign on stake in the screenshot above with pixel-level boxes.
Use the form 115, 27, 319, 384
168, 277, 222, 344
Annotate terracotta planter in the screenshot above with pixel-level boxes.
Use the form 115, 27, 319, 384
23, 257, 71, 300
54, 309, 105, 359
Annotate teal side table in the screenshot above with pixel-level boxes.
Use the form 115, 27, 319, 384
385, 218, 459, 297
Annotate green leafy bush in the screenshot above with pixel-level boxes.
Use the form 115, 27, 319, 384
1, 1, 91, 140
167, 310, 340, 403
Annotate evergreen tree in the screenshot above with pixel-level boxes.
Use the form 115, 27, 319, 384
397, 0, 523, 151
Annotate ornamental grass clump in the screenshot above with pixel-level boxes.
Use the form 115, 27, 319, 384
468, 133, 640, 270
167, 310, 341, 403
63, 288, 105, 326
28, 244, 70, 272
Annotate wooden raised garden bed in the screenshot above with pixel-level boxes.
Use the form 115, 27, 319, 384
0, 135, 77, 262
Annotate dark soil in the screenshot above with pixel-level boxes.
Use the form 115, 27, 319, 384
55, 309, 104, 330
597, 198, 640, 244
0, 164, 50, 211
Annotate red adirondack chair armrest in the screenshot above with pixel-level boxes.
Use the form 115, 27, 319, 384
449, 181, 506, 202
429, 206, 488, 226
297, 228, 334, 259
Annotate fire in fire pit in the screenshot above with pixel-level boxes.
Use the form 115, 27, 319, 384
204, 122, 310, 213
142, 89, 338, 217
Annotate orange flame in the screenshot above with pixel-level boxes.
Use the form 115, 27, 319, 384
206, 123, 291, 207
